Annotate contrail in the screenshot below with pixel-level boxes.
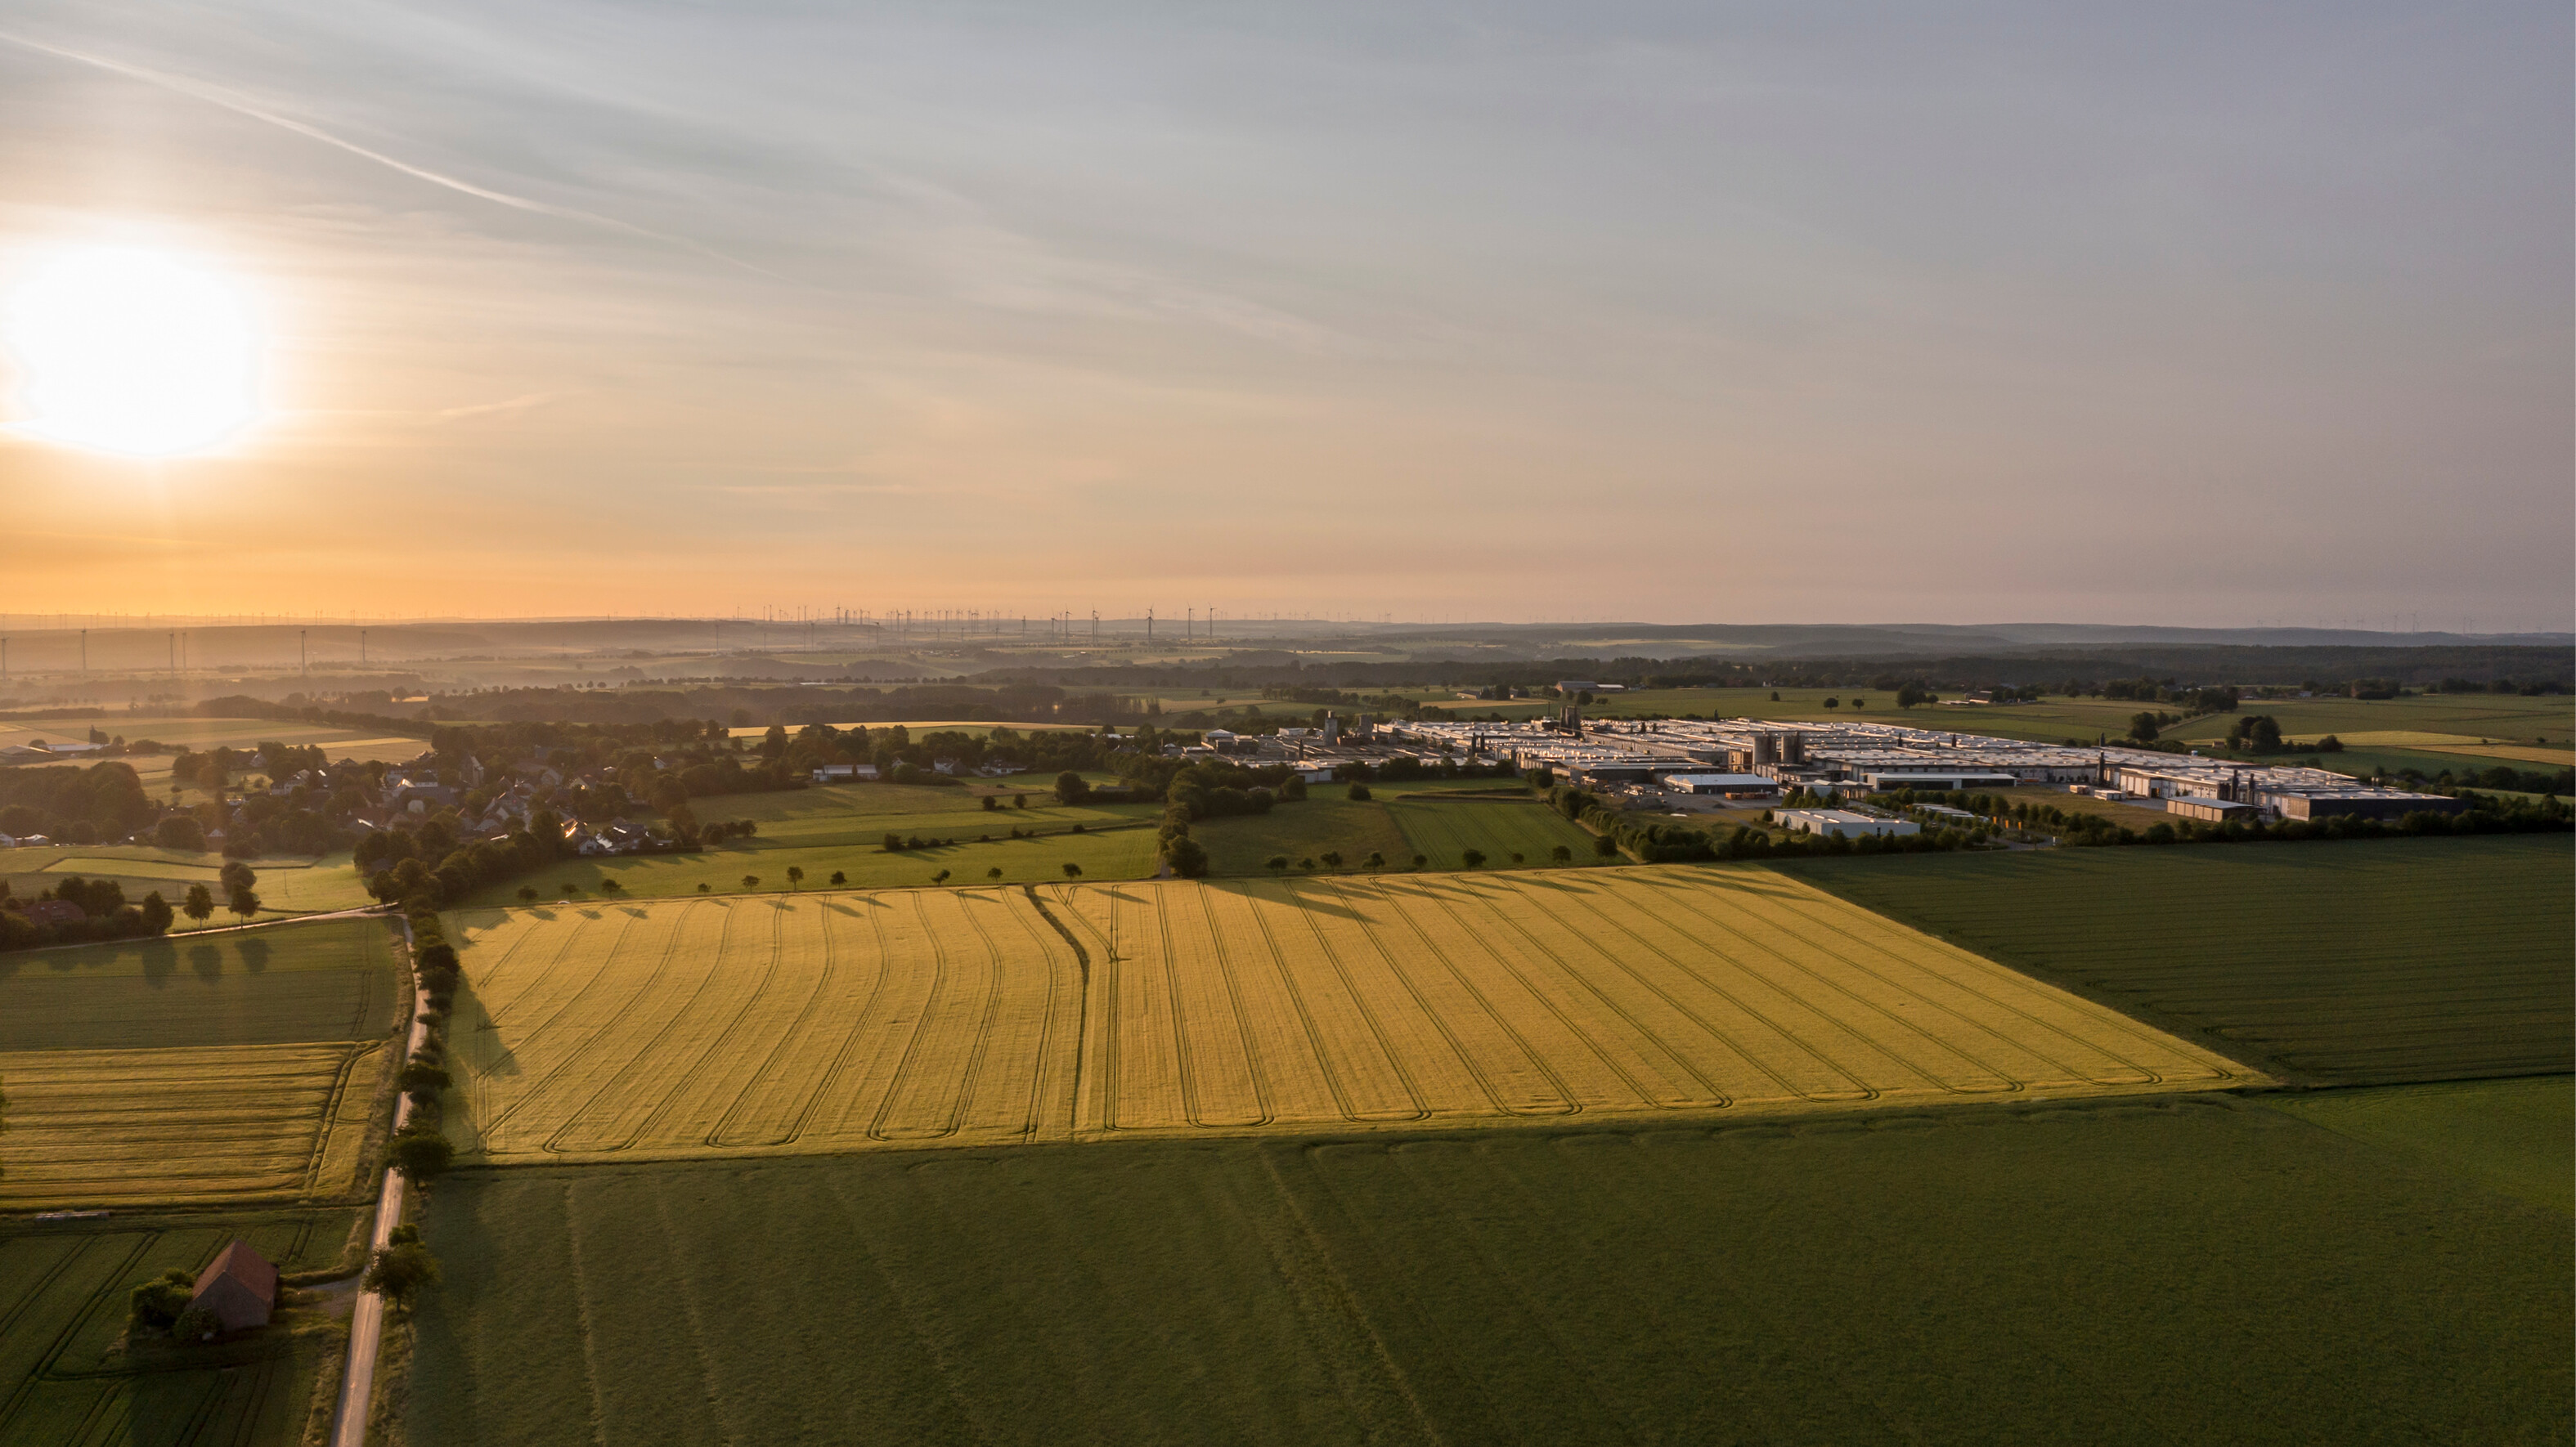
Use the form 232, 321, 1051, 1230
0, 29, 797, 284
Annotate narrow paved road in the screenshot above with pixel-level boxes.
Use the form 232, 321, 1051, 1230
330, 916, 430, 1447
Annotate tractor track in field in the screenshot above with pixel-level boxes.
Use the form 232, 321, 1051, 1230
534, 900, 733, 1155
933, 890, 1017, 1140
1762, 887, 2203, 1087
1184, 884, 1279, 1128
1269, 880, 1435, 1123
711, 898, 844, 1148
1438, 873, 1745, 1109
1557, 875, 1895, 1102
1404, 875, 1679, 1110
1021, 885, 1095, 1139
481, 906, 676, 1147
294, 1042, 370, 1197
1306, 876, 1537, 1119
1333, 876, 1579, 1118
1642, 876, 2062, 1094
775, 900, 899, 1147
993, 887, 1075, 1140
1542, 876, 1884, 1104
662, 901, 805, 1150
868, 892, 972, 1142
1228, 882, 1372, 1125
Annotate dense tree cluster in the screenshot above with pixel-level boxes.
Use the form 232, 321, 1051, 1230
0, 761, 155, 844
0, 874, 174, 952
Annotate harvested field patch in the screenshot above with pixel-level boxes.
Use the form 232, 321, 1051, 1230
404, 1101, 2573, 1445
0, 917, 402, 1051
439, 870, 2250, 1163
1784, 835, 2575, 1084
0, 1207, 358, 1447
0, 1040, 397, 1208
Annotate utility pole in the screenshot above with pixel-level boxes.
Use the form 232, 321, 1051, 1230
80, 629, 88, 673
1090, 611, 1098, 644
361, 629, 367, 665
300, 629, 307, 675
1146, 608, 1154, 643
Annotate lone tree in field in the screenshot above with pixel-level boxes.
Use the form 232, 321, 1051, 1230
182, 883, 215, 929
932, 869, 951, 885
1551, 844, 1573, 864
786, 866, 805, 889
218, 861, 257, 898
741, 875, 760, 890
1411, 853, 1428, 870
1061, 862, 1083, 878
599, 879, 622, 894
517, 885, 538, 903
1266, 855, 1289, 876
1054, 771, 1091, 805
1320, 851, 1343, 871
829, 871, 846, 885
365, 1225, 440, 1315
1364, 852, 1384, 871
1462, 849, 1487, 868
986, 867, 1003, 880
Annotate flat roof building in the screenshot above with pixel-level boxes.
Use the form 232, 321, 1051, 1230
1776, 809, 1920, 840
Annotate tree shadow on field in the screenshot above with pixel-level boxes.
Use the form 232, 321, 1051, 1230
188, 943, 224, 983
132, 939, 179, 986
1226, 877, 1371, 925
238, 937, 272, 973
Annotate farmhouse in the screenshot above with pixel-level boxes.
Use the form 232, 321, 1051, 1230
187, 1240, 277, 1335
21, 898, 86, 926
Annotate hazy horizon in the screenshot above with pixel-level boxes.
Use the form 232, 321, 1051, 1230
3, 2, 2569, 627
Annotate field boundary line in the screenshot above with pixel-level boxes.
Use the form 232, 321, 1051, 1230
298, 1042, 370, 1198
1672, 874, 2145, 1091
1756, 876, 2246, 1087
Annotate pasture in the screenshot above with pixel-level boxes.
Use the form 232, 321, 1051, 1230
0, 916, 402, 1051
1384, 794, 1602, 867
404, 1100, 2573, 1446
438, 870, 2250, 1163
457, 823, 1162, 906
0, 1207, 358, 1447
1784, 835, 2576, 1084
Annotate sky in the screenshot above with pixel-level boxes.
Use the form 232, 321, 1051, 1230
0, 2, 2568, 629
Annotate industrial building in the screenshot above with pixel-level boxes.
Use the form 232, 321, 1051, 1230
1388, 713, 2462, 823
1775, 809, 1920, 840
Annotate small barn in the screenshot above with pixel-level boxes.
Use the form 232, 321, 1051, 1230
189, 1240, 278, 1335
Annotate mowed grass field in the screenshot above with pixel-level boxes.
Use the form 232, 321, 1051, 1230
1384, 794, 1602, 867
437, 870, 2251, 1164
404, 1100, 2573, 1447
1784, 835, 2575, 1085
0, 917, 405, 1208
0, 1208, 359, 1447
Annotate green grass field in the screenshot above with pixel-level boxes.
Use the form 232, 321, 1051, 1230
2, 844, 375, 921
0, 916, 401, 1051
0, 1207, 361, 1447
1781, 835, 2575, 1085
1385, 795, 1603, 867
460, 824, 1164, 904
404, 1098, 2571, 1446
1190, 796, 1416, 875
2263, 1076, 2574, 1214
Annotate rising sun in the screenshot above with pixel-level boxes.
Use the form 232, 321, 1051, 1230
4, 246, 263, 456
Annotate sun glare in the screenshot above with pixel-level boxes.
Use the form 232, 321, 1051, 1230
4, 247, 263, 457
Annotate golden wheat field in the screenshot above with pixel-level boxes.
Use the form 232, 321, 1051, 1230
440, 869, 2256, 1162
0, 1039, 397, 1208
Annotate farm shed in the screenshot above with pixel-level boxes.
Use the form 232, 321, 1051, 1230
188, 1240, 278, 1334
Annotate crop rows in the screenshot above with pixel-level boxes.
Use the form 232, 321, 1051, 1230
442, 870, 2248, 1161
446, 893, 1083, 1162
0, 1041, 393, 1208
1052, 870, 2254, 1135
